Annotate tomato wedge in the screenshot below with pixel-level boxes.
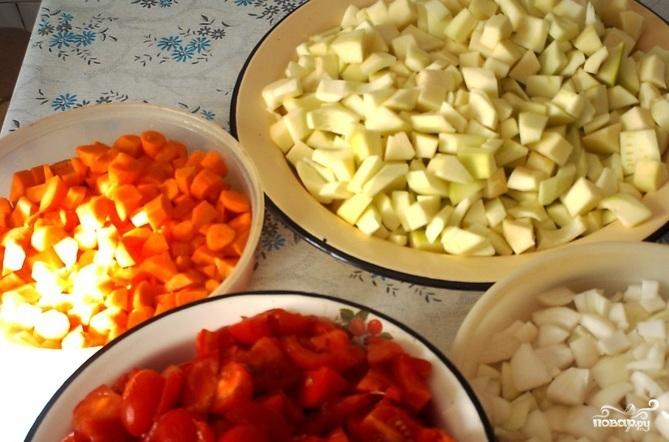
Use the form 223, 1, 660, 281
145, 408, 198, 442
157, 365, 185, 415
228, 314, 272, 346
300, 366, 348, 408
210, 361, 253, 414
122, 369, 165, 436
218, 424, 269, 442
181, 356, 219, 413
392, 355, 432, 412
353, 402, 423, 442
73, 385, 133, 442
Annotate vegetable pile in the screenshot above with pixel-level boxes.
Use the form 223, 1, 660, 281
61, 309, 456, 442
472, 281, 669, 440
0, 131, 252, 348
263, 0, 669, 256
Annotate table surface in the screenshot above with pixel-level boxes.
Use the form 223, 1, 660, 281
2, 0, 669, 440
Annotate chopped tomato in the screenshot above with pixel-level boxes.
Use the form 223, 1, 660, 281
281, 335, 335, 370
145, 408, 199, 442
417, 428, 457, 442
353, 402, 423, 442
195, 420, 216, 442
182, 356, 219, 413
211, 361, 253, 414
60, 432, 90, 442
121, 369, 165, 436
243, 336, 301, 392
327, 427, 350, 442
266, 309, 315, 336
72, 385, 133, 442
366, 337, 404, 366
224, 401, 292, 442
157, 365, 185, 415
218, 424, 269, 442
196, 329, 221, 358
309, 330, 365, 372
392, 355, 432, 412
228, 314, 272, 346
300, 366, 348, 408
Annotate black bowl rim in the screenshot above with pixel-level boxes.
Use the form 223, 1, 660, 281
25, 290, 495, 442
229, 0, 669, 291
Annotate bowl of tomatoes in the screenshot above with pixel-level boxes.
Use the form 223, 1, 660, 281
25, 291, 494, 442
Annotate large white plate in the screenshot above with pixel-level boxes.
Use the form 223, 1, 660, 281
232, 0, 669, 289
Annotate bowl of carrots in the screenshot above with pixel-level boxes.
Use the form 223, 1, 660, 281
0, 102, 265, 351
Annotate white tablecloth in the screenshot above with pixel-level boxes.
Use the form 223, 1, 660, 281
2, 0, 669, 440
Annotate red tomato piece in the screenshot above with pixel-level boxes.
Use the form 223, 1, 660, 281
122, 368, 165, 436
158, 365, 185, 415
392, 355, 432, 412
228, 314, 272, 346
242, 336, 301, 392
281, 336, 335, 370
353, 402, 423, 442
417, 428, 457, 442
145, 408, 199, 442
60, 432, 90, 442
182, 356, 219, 414
196, 329, 221, 358
301, 394, 376, 435
218, 424, 269, 442
309, 330, 365, 372
266, 309, 314, 336
327, 427, 350, 442
224, 401, 292, 442
195, 420, 216, 442
211, 361, 253, 414
72, 385, 133, 442
366, 337, 404, 366
355, 368, 393, 394
300, 366, 348, 408
257, 392, 304, 425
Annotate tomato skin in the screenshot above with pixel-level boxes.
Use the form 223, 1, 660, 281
266, 309, 314, 336
281, 335, 335, 370
416, 428, 457, 442
224, 401, 292, 442
327, 427, 350, 442
355, 368, 393, 394
366, 337, 403, 366
182, 356, 219, 413
300, 366, 348, 408
195, 420, 216, 442
353, 402, 423, 442
73, 385, 133, 442
242, 336, 300, 392
196, 329, 221, 358
309, 330, 365, 372
302, 394, 376, 435
60, 432, 90, 442
210, 361, 254, 414
122, 368, 166, 436
157, 365, 185, 415
145, 408, 199, 442
217, 424, 269, 442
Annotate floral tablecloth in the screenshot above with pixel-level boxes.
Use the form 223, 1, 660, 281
2, 0, 669, 440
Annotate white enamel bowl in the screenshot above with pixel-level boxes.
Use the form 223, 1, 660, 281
26, 292, 495, 442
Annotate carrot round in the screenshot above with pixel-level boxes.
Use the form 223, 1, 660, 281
113, 134, 143, 158
140, 130, 167, 158
206, 224, 236, 252
218, 190, 251, 214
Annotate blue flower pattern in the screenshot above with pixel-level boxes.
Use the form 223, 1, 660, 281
50, 93, 79, 111
33, 8, 117, 64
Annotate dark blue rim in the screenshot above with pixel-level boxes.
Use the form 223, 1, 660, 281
25, 290, 496, 441
229, 0, 669, 291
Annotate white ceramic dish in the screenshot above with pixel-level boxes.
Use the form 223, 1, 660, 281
0, 103, 265, 441
25, 291, 494, 441
232, 0, 669, 289
451, 241, 669, 378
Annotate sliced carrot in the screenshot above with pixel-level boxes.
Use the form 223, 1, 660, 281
145, 194, 171, 229
76, 143, 109, 168
115, 241, 136, 268
174, 166, 199, 195
175, 255, 192, 272
186, 150, 206, 167
62, 186, 88, 210
172, 195, 195, 219
50, 159, 75, 177
200, 151, 228, 176
127, 306, 155, 329
191, 246, 218, 267
10, 197, 37, 227
167, 141, 188, 166
218, 190, 250, 214
10, 170, 36, 202
190, 169, 224, 201
109, 152, 146, 185
89, 147, 119, 175
225, 229, 249, 257
31, 225, 67, 252
228, 212, 252, 232
29, 165, 48, 185
105, 287, 130, 311
161, 178, 180, 201
142, 232, 169, 257
155, 293, 176, 315
171, 220, 195, 242
26, 184, 46, 204
76, 196, 111, 231
215, 257, 239, 279
132, 281, 156, 309
40, 175, 68, 212
191, 200, 218, 229
137, 183, 161, 202
205, 224, 236, 252
205, 279, 219, 292
154, 141, 179, 164
111, 185, 143, 221
113, 134, 143, 158
140, 252, 177, 283
174, 288, 208, 307
59, 209, 79, 232
139, 130, 167, 158
165, 272, 198, 292
0, 198, 11, 215
201, 264, 217, 279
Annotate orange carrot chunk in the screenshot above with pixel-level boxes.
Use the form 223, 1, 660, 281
206, 224, 236, 252
190, 169, 225, 201
89, 146, 119, 175
26, 184, 46, 204
175, 288, 208, 307
142, 232, 170, 257
111, 185, 143, 221
218, 190, 251, 214
191, 201, 218, 229
76, 143, 109, 168
9, 170, 36, 202
127, 306, 155, 329
174, 166, 199, 195
108, 152, 146, 185
140, 252, 177, 283
228, 212, 252, 232
140, 130, 167, 158
62, 186, 88, 210
40, 175, 68, 212
113, 134, 143, 158
200, 151, 228, 176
